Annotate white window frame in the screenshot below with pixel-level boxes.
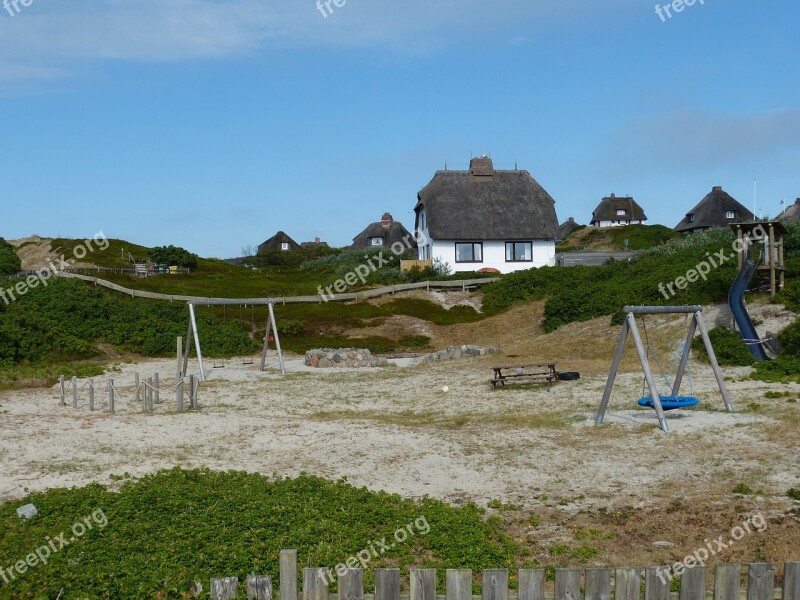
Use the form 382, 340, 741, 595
281, 242, 289, 251
370, 237, 384, 246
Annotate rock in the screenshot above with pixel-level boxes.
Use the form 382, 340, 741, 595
17, 504, 37, 519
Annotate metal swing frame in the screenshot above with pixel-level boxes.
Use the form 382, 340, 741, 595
183, 300, 286, 382
595, 305, 734, 432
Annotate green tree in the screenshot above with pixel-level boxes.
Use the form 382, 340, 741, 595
147, 245, 199, 269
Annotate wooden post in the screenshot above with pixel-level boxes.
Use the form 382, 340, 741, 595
554, 569, 580, 600
189, 374, 197, 409
189, 302, 206, 381
210, 577, 239, 600
585, 568, 610, 600
671, 315, 698, 396
303, 568, 328, 600
88, 379, 94, 412
446, 569, 472, 600
714, 564, 741, 600
279, 550, 297, 600
628, 312, 669, 431
340, 569, 364, 600
483, 570, 508, 600
784, 562, 799, 600
154, 372, 160, 404
374, 569, 399, 600
147, 377, 154, 412
410, 569, 436, 600
247, 575, 272, 600
177, 378, 184, 412
645, 567, 670, 600
596, 318, 629, 425
108, 379, 115, 414
519, 570, 545, 600
177, 336, 183, 380
695, 311, 734, 412
59, 375, 66, 406
615, 568, 641, 600
680, 566, 706, 600
71, 377, 78, 409
747, 563, 774, 600
134, 372, 140, 404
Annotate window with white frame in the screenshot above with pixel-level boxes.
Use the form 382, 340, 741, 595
505, 242, 533, 262
726, 210, 736, 219
616, 209, 627, 216
370, 237, 384, 246
688, 213, 695, 222
281, 242, 289, 251
455, 242, 483, 263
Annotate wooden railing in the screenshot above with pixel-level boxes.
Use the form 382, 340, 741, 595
205, 551, 799, 600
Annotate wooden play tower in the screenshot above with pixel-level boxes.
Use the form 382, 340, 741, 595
730, 221, 786, 297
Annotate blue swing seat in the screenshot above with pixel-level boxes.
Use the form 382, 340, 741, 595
638, 396, 699, 411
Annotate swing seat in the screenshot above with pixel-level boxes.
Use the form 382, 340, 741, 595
638, 396, 699, 411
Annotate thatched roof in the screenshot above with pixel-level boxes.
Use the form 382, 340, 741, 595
590, 194, 647, 224
558, 217, 582, 240
415, 158, 559, 240
258, 231, 301, 253
350, 213, 416, 250
674, 186, 754, 232
777, 199, 800, 222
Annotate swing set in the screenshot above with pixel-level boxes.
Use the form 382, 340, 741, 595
183, 300, 286, 382
596, 305, 733, 433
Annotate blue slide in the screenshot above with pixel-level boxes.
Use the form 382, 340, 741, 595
728, 258, 776, 361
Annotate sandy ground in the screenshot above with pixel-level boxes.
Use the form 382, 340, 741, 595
1, 346, 797, 511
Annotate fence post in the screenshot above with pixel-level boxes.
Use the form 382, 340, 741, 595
134, 372, 140, 404
484, 570, 508, 600
340, 569, 364, 600
154, 372, 160, 404
177, 378, 184, 412
714, 564, 740, 600
303, 568, 329, 600
247, 575, 272, 600
279, 550, 297, 600
680, 566, 707, 600
784, 562, 800, 600
108, 380, 115, 414
519, 570, 545, 600
747, 563, 775, 600
645, 567, 670, 600
615, 568, 641, 600
375, 569, 399, 600
71, 377, 78, 409
410, 569, 436, 600
446, 569, 472, 600
210, 577, 238, 600
88, 379, 94, 412
59, 375, 66, 406
554, 569, 580, 600
189, 374, 196, 409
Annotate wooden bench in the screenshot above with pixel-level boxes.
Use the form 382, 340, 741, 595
490, 363, 558, 389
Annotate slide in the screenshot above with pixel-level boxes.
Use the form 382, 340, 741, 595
728, 258, 777, 361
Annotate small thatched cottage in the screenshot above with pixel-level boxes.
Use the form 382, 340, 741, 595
777, 199, 800, 222
258, 231, 301, 254
414, 157, 559, 273
558, 217, 582, 240
590, 194, 647, 227
674, 186, 754, 233
350, 213, 416, 251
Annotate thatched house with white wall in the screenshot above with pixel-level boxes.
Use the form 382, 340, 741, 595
413, 157, 559, 273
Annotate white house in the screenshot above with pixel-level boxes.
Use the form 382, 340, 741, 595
414, 157, 559, 274
590, 194, 647, 228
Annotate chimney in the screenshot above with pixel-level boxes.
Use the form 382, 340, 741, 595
796, 198, 800, 205
469, 156, 494, 176
315, 237, 321, 244
610, 193, 616, 199
713, 186, 723, 192
381, 213, 393, 226
568, 217, 575, 223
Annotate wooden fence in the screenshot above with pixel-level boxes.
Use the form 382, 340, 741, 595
52, 272, 499, 305
205, 551, 799, 600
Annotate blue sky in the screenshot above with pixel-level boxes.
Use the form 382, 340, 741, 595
1, 0, 798, 257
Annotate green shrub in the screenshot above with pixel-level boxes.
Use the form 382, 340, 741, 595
0, 237, 21, 276
147, 245, 199, 269
788, 488, 800, 501
692, 327, 755, 367
732, 483, 754, 495
279, 319, 306, 336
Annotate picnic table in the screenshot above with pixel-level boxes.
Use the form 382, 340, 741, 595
490, 363, 559, 389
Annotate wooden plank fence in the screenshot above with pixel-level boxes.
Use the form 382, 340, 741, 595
52, 272, 499, 305
203, 557, 799, 600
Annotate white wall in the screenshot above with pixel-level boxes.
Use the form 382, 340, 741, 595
419, 238, 555, 274
593, 220, 643, 228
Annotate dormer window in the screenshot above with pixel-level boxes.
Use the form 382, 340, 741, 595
281, 242, 289, 251
688, 213, 696, 223
616, 209, 627, 216
370, 237, 384, 246
725, 211, 735, 219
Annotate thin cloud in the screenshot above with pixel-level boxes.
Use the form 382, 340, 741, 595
0, 0, 638, 88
